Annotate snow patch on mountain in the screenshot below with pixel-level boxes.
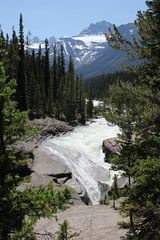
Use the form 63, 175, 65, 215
73, 34, 106, 46
29, 42, 45, 49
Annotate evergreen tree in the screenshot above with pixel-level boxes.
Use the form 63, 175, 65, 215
112, 174, 119, 210
87, 87, 94, 119
0, 59, 72, 239
122, 158, 160, 240
17, 13, 27, 111
77, 76, 86, 124
44, 38, 50, 99
25, 33, 32, 110
37, 44, 46, 116
106, 0, 160, 238
5, 34, 9, 51
60, 44, 65, 78
56, 220, 79, 240
0, 29, 5, 62
8, 28, 19, 80
52, 44, 58, 101
57, 220, 69, 240
64, 56, 76, 123
0, 60, 28, 238
56, 45, 66, 119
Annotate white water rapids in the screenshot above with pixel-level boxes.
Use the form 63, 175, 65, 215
40, 118, 120, 205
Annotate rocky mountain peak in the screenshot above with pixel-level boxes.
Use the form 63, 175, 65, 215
80, 20, 113, 35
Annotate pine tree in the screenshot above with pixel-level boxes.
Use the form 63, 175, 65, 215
37, 44, 46, 116
112, 174, 119, 209
60, 44, 65, 78
106, 0, 160, 238
5, 34, 9, 51
0, 58, 72, 239
8, 28, 19, 80
0, 29, 5, 62
56, 220, 79, 240
64, 56, 76, 123
52, 44, 58, 101
0, 60, 28, 239
57, 220, 69, 240
17, 13, 27, 111
25, 33, 32, 110
56, 45, 66, 119
77, 76, 86, 124
44, 38, 50, 99
87, 87, 94, 119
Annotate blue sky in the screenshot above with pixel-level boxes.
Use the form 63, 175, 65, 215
0, 0, 147, 39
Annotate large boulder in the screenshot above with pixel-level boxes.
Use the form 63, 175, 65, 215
65, 177, 85, 196
102, 137, 121, 160
65, 177, 86, 205
29, 117, 73, 136
32, 148, 72, 179
17, 172, 57, 191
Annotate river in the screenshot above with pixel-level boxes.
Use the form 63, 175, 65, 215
40, 117, 120, 205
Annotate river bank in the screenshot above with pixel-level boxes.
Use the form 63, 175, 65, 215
39, 117, 120, 204
16, 116, 128, 239
35, 204, 127, 240
16, 117, 121, 204
16, 117, 84, 204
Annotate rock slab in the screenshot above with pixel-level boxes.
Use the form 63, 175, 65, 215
35, 205, 128, 240
102, 137, 121, 159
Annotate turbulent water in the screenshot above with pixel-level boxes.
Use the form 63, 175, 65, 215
40, 118, 120, 205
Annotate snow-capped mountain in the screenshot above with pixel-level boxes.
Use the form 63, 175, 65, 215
56, 34, 106, 67
30, 21, 137, 78
57, 21, 137, 77
54, 21, 114, 68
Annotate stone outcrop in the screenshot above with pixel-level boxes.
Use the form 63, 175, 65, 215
14, 117, 86, 205
32, 149, 71, 176
29, 117, 73, 137
65, 177, 89, 204
31, 149, 72, 184
102, 138, 129, 189
14, 117, 73, 186
13, 117, 74, 184
16, 144, 84, 204
34, 205, 128, 240
102, 137, 121, 160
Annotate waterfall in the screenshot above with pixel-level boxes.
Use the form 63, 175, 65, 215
39, 118, 120, 205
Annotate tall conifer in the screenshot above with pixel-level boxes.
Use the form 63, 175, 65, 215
17, 13, 27, 111
44, 38, 50, 99
106, 0, 160, 238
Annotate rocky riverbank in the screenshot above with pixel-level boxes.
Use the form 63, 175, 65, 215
15, 117, 126, 203
102, 137, 129, 188
15, 117, 128, 239
15, 117, 86, 204
34, 204, 128, 240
